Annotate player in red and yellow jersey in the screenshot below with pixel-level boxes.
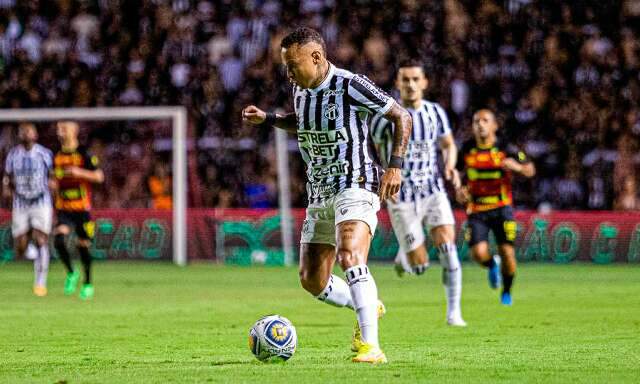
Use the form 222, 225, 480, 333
456, 109, 535, 305
53, 121, 104, 300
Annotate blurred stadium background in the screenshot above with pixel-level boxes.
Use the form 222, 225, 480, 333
1, 0, 639, 264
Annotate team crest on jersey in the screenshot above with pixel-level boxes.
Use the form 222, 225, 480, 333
324, 103, 339, 120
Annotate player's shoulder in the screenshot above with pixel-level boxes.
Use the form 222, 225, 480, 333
34, 143, 53, 157
333, 65, 355, 80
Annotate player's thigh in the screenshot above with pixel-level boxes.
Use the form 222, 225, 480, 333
424, 192, 455, 231
335, 220, 372, 268
466, 214, 491, 261
388, 202, 424, 253
75, 211, 95, 243
491, 207, 517, 246
299, 243, 336, 280
54, 211, 74, 236
11, 208, 30, 238
334, 188, 380, 269
28, 205, 52, 237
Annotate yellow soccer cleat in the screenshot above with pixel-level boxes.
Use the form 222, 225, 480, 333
351, 300, 386, 352
352, 343, 387, 364
33, 285, 47, 297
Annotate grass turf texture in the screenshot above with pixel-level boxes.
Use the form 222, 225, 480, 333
0, 262, 638, 383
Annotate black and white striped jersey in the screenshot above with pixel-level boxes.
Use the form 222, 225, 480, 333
293, 63, 394, 204
371, 99, 452, 202
4, 144, 53, 209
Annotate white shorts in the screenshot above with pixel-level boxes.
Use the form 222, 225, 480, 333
301, 188, 381, 246
12, 204, 53, 237
387, 192, 455, 253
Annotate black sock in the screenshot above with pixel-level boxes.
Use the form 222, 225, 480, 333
54, 234, 74, 273
503, 273, 515, 294
481, 257, 495, 269
77, 246, 92, 284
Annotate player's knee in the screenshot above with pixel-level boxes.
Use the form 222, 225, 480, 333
54, 234, 66, 250
336, 248, 361, 268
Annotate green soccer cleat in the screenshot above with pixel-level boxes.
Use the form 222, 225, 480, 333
79, 283, 94, 300
64, 271, 80, 295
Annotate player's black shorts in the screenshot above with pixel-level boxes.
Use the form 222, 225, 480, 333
57, 210, 94, 240
466, 206, 517, 246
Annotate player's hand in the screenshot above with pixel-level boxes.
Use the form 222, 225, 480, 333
445, 167, 461, 190
379, 168, 401, 202
64, 166, 83, 178
501, 158, 522, 173
2, 187, 11, 200
455, 186, 470, 205
242, 105, 266, 125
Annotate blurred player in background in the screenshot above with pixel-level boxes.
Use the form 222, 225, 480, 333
456, 109, 535, 306
243, 27, 412, 363
53, 121, 104, 300
371, 60, 465, 326
3, 123, 54, 296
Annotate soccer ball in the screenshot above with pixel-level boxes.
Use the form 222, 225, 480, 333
248, 315, 297, 362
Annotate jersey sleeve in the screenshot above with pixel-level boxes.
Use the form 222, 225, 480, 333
43, 148, 53, 171
434, 103, 452, 138
82, 149, 100, 171
506, 143, 530, 164
348, 74, 395, 115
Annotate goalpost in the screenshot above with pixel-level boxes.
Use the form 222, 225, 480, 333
0, 107, 188, 266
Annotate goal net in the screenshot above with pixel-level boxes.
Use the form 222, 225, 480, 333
0, 107, 187, 265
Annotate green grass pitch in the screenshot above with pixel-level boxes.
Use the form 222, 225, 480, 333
0, 262, 638, 383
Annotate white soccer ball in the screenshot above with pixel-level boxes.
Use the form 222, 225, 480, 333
248, 315, 297, 362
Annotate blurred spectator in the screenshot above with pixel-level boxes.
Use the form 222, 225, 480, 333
614, 175, 640, 210
148, 163, 173, 210
0, 1, 638, 209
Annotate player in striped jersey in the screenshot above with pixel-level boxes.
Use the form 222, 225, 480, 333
2, 123, 54, 296
370, 60, 466, 327
243, 27, 412, 364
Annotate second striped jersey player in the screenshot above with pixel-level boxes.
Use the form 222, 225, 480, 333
370, 60, 466, 327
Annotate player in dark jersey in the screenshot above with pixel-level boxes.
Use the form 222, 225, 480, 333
456, 109, 535, 306
53, 121, 104, 300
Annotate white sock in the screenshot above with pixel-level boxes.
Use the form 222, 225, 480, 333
345, 265, 379, 348
439, 243, 462, 320
35, 244, 50, 287
394, 250, 413, 274
315, 274, 354, 309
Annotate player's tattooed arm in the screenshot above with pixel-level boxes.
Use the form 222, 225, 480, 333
384, 102, 412, 158
242, 106, 297, 134
378, 102, 412, 202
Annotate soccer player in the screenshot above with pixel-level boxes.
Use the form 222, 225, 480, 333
456, 109, 535, 306
53, 121, 104, 300
242, 27, 412, 363
3, 123, 54, 296
370, 60, 466, 326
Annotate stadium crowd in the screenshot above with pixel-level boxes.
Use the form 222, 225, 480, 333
0, 0, 639, 210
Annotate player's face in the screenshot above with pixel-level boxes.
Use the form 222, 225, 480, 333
56, 121, 79, 142
396, 67, 428, 103
281, 43, 323, 89
18, 124, 37, 144
472, 110, 498, 140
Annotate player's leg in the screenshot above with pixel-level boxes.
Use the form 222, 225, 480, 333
54, 221, 80, 295
468, 213, 501, 289
388, 202, 428, 276
299, 243, 353, 308
30, 204, 52, 296
299, 205, 353, 309
76, 212, 96, 300
494, 207, 518, 305
427, 193, 465, 326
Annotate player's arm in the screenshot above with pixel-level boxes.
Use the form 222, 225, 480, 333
242, 106, 297, 134
439, 134, 461, 189
502, 150, 536, 178
2, 174, 12, 200
379, 101, 412, 201
65, 152, 104, 184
